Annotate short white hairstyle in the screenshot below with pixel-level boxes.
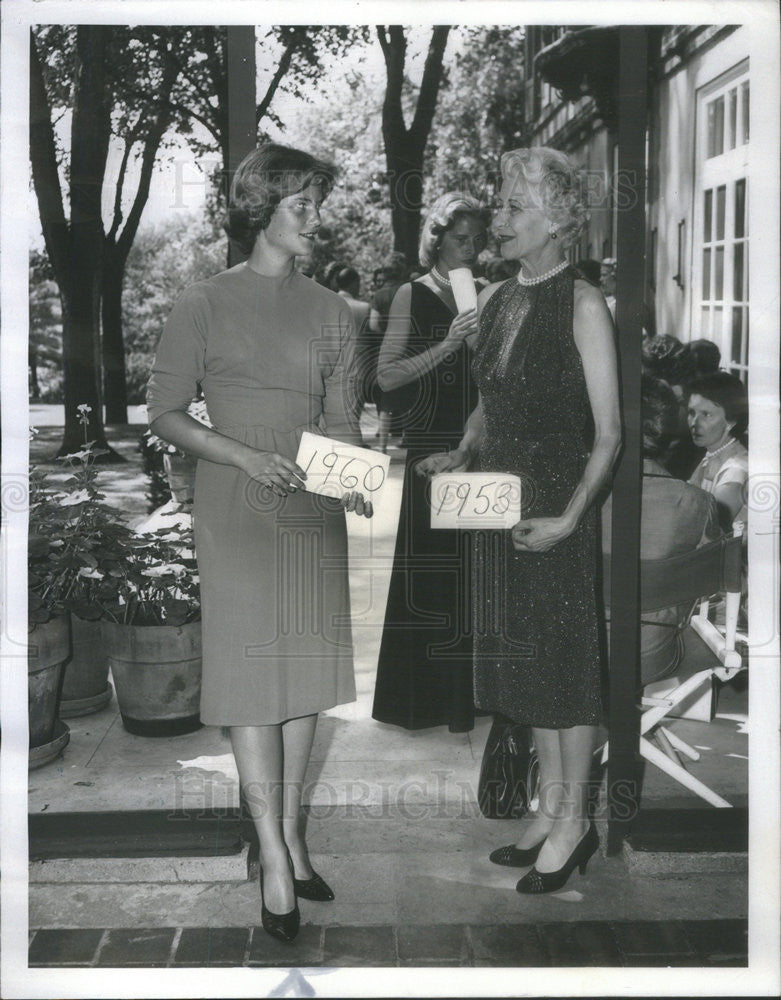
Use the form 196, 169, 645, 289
500, 147, 589, 249
418, 192, 490, 270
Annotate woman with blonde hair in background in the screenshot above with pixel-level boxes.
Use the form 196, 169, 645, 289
372, 191, 490, 733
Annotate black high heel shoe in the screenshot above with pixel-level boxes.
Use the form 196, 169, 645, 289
260, 868, 300, 942
515, 823, 599, 895
293, 870, 335, 902
489, 839, 545, 868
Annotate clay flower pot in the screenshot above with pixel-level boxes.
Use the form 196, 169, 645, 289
28, 614, 71, 767
100, 619, 202, 736
60, 614, 112, 717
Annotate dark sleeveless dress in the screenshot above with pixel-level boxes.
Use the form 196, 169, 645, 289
471, 269, 604, 728
372, 282, 478, 731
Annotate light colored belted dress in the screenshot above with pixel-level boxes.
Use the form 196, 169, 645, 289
147, 263, 359, 725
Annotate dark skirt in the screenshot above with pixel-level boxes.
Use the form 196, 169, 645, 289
372, 448, 475, 732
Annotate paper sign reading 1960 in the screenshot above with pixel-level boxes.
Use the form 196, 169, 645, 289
430, 472, 522, 529
295, 432, 390, 506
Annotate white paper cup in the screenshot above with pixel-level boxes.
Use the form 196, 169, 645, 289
448, 268, 477, 313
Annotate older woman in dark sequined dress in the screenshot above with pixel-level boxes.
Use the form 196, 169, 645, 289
420, 148, 621, 894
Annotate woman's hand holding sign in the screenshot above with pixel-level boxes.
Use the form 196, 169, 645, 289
414, 448, 471, 479
295, 432, 386, 519
242, 450, 308, 496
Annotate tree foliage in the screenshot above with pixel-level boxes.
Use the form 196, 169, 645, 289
282, 27, 526, 281
376, 25, 451, 265
282, 67, 396, 289
30, 25, 364, 448
424, 26, 527, 202
121, 212, 227, 404
29, 249, 62, 401
31, 25, 195, 449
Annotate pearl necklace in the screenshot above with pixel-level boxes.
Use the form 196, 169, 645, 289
430, 265, 451, 288
517, 259, 569, 286
705, 437, 734, 459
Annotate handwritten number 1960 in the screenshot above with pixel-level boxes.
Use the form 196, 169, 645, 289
304, 450, 386, 493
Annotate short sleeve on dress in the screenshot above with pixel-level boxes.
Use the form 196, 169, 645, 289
713, 453, 748, 489
146, 286, 209, 423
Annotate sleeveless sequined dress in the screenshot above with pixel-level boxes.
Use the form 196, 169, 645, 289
471, 268, 604, 728
372, 282, 478, 731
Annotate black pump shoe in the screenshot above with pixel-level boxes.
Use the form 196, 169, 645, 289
516, 823, 599, 895
489, 840, 545, 868
260, 868, 300, 942
293, 870, 335, 902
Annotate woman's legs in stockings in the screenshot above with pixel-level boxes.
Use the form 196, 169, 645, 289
230, 713, 318, 913
515, 724, 596, 870
281, 713, 318, 880
513, 727, 560, 849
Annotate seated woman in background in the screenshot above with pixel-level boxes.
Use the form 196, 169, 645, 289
686, 371, 748, 531
602, 376, 722, 686
642, 334, 701, 479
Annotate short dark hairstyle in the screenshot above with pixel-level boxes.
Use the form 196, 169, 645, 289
383, 252, 408, 283
320, 260, 344, 290
642, 334, 695, 386
686, 371, 748, 436
641, 374, 679, 458
224, 143, 336, 256
335, 266, 360, 292
685, 338, 721, 377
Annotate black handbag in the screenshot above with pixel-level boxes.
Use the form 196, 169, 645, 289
477, 715, 538, 819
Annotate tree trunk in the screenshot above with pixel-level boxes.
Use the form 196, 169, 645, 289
101, 255, 128, 424
385, 139, 426, 265
29, 349, 41, 400
101, 33, 180, 425
58, 28, 116, 456
377, 25, 450, 269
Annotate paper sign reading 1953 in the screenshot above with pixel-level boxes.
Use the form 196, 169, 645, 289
295, 431, 391, 506
430, 472, 522, 529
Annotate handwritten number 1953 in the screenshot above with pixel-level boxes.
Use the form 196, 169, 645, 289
436, 480, 514, 517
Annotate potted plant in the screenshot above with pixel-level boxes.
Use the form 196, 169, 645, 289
27, 455, 73, 766
29, 405, 127, 719
97, 514, 203, 737
145, 397, 210, 505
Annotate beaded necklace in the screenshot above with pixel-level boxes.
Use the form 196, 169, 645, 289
704, 436, 734, 459
430, 265, 451, 289
517, 258, 569, 286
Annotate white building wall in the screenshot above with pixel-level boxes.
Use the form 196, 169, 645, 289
651, 26, 750, 343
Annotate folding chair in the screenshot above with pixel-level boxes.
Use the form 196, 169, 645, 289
601, 528, 746, 808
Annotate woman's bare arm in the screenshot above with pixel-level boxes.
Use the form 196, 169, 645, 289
512, 281, 621, 551
377, 283, 477, 392
151, 411, 307, 492
413, 281, 502, 477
